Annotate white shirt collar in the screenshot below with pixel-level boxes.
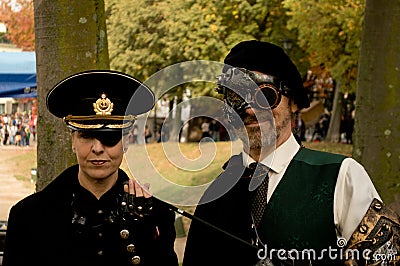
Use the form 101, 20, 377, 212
242, 133, 300, 173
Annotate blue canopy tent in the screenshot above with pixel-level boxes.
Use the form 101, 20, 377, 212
0, 52, 37, 98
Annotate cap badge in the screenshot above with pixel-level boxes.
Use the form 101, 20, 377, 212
93, 93, 114, 115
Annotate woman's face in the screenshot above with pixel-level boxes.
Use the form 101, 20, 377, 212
71, 131, 127, 182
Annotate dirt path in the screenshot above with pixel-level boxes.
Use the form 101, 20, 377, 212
0, 144, 36, 221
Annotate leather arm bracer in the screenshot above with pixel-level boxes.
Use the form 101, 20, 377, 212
344, 198, 400, 266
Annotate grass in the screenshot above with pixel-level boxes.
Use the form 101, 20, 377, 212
1, 148, 37, 183
5, 141, 353, 234
6, 140, 352, 199
123, 140, 352, 188
6, 141, 351, 184
122, 140, 353, 233
303, 141, 352, 156
125, 140, 352, 177
123, 141, 241, 206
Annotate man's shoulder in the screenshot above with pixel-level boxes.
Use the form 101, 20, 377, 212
295, 147, 347, 165
222, 153, 243, 170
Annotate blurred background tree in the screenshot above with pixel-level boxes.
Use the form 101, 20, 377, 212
0, 0, 34, 51
0, 0, 368, 115
105, 0, 365, 96
105, 0, 304, 96
105, 0, 303, 141
283, 0, 364, 93
283, 0, 365, 142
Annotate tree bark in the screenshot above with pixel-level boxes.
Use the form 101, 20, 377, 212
34, 0, 109, 191
326, 80, 342, 143
353, 0, 400, 212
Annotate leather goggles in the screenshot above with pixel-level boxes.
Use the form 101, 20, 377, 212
215, 67, 292, 112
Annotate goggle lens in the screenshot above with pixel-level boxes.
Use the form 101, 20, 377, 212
222, 83, 281, 110
255, 84, 281, 110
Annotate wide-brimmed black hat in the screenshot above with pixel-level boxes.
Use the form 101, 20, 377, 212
46, 70, 155, 131
224, 40, 310, 109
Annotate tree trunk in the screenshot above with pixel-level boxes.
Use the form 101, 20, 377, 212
353, 0, 400, 212
34, 0, 109, 191
326, 80, 342, 143
169, 95, 182, 142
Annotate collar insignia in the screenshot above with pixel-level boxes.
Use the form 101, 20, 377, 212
93, 93, 114, 115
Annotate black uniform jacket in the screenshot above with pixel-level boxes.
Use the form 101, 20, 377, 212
183, 154, 259, 266
3, 165, 178, 266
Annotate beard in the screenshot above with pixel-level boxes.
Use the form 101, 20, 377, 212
245, 121, 275, 150
237, 106, 293, 153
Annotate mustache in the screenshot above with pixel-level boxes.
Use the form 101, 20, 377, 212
242, 113, 274, 125
243, 115, 258, 125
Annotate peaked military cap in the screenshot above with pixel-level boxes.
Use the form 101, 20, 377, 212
46, 70, 155, 131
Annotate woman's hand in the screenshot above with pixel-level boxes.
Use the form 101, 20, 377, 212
122, 179, 153, 218
124, 178, 151, 198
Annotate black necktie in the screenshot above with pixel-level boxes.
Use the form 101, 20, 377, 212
249, 162, 270, 228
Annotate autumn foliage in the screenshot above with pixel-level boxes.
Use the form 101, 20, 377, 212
0, 0, 34, 51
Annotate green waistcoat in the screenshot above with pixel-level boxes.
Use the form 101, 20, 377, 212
258, 147, 346, 263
